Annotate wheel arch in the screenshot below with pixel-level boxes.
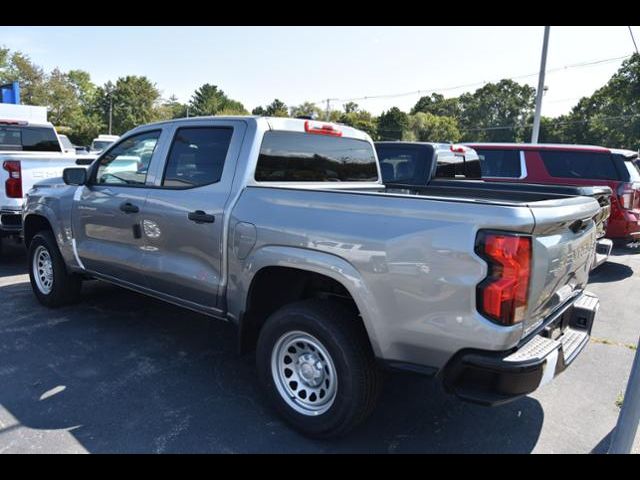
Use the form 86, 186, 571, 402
231, 246, 383, 357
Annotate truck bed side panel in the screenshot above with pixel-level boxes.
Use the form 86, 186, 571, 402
227, 186, 536, 369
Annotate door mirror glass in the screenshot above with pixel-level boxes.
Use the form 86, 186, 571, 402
63, 167, 87, 186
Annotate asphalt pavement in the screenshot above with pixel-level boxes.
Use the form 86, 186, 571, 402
0, 241, 638, 453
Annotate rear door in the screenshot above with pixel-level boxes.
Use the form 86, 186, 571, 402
138, 120, 246, 312
72, 129, 165, 286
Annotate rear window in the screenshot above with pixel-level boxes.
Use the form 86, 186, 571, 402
623, 160, 640, 182
376, 145, 433, 185
476, 149, 522, 178
0, 125, 61, 152
256, 131, 378, 182
540, 150, 618, 180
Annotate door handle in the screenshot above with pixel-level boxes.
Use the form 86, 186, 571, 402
188, 210, 215, 224
120, 202, 139, 214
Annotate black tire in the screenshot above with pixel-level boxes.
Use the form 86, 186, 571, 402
28, 230, 82, 307
256, 299, 383, 438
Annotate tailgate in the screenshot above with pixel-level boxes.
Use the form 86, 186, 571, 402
523, 196, 600, 336
3, 153, 79, 196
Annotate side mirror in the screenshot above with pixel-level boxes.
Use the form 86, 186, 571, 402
63, 167, 87, 186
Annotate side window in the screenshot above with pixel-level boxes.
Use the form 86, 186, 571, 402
540, 151, 619, 180
95, 131, 160, 186
477, 149, 522, 178
162, 127, 233, 188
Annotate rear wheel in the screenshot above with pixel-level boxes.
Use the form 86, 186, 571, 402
256, 299, 383, 438
28, 231, 82, 307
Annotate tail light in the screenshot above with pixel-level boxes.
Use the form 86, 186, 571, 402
304, 120, 342, 137
476, 231, 532, 326
3, 160, 22, 198
617, 182, 635, 210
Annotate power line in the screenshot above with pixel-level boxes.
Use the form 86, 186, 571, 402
629, 26, 639, 55
462, 113, 640, 132
311, 54, 631, 107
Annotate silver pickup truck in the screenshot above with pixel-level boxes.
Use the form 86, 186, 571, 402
23, 116, 600, 438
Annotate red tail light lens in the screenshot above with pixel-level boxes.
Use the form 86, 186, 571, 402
476, 232, 532, 326
304, 120, 342, 137
3, 160, 22, 198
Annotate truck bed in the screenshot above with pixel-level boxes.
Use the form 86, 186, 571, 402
384, 179, 611, 204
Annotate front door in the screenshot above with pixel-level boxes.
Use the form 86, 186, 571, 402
72, 129, 163, 286
138, 122, 245, 312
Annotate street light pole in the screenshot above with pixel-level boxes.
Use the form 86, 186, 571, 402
108, 95, 113, 135
531, 26, 550, 144
608, 338, 640, 454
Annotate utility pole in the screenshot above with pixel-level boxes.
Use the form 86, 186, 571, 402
108, 95, 113, 135
628, 26, 639, 55
608, 338, 640, 454
531, 26, 550, 144
325, 99, 331, 121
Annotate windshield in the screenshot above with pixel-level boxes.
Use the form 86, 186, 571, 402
58, 135, 74, 149
624, 160, 640, 182
92, 140, 114, 151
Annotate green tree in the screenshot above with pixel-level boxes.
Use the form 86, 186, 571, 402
45, 68, 81, 126
252, 106, 266, 116
458, 79, 536, 142
377, 107, 409, 140
264, 98, 288, 117
95, 76, 161, 135
411, 93, 461, 118
337, 105, 377, 138
290, 101, 322, 118
1, 50, 47, 105
189, 83, 247, 116
404, 112, 461, 142
559, 54, 640, 148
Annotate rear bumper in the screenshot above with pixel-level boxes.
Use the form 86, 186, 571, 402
0, 207, 22, 236
442, 291, 599, 406
591, 238, 613, 270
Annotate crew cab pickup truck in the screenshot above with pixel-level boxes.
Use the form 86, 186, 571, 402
23, 117, 600, 438
376, 141, 614, 270
0, 111, 90, 254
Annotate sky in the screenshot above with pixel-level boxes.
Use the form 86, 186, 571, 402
1, 26, 638, 117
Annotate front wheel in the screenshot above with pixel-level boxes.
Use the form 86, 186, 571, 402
256, 299, 383, 438
28, 231, 82, 307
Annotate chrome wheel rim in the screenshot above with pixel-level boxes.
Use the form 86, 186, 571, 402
33, 245, 54, 295
271, 331, 338, 416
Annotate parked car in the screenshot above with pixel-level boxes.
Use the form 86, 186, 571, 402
375, 141, 613, 269
0, 106, 86, 255
465, 143, 640, 246
24, 117, 600, 438
89, 134, 119, 154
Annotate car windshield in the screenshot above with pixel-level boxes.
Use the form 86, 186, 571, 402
59, 135, 74, 149
624, 160, 640, 182
92, 140, 113, 151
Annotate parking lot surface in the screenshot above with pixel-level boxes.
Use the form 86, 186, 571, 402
0, 242, 638, 453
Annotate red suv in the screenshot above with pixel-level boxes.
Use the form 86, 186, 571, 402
466, 143, 640, 244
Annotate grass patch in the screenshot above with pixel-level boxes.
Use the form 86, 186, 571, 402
592, 337, 637, 351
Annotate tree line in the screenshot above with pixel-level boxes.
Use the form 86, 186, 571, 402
1, 46, 638, 150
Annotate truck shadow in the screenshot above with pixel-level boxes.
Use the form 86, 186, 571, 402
0, 258, 544, 453
588, 260, 634, 284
